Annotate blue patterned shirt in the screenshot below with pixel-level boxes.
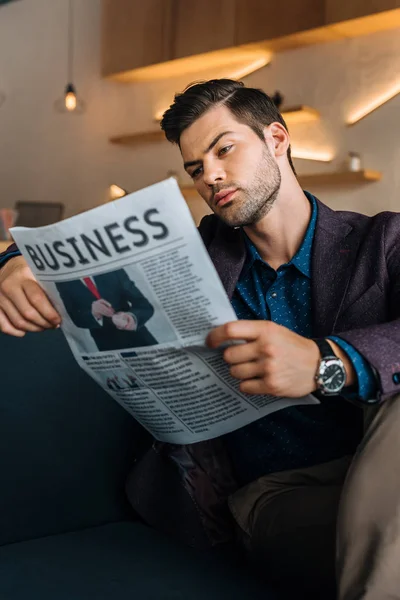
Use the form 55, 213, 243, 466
225, 192, 377, 485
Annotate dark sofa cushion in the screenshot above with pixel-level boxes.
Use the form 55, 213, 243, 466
0, 521, 278, 599
0, 330, 150, 546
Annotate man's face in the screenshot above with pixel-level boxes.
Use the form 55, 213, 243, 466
180, 105, 281, 227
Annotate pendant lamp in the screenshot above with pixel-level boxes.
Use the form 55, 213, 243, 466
109, 185, 128, 201
55, 0, 85, 114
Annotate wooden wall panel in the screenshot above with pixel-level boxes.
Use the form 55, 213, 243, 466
326, 0, 400, 24
102, 0, 173, 77
235, 0, 325, 45
171, 0, 236, 59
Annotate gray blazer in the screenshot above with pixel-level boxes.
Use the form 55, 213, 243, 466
203, 198, 400, 400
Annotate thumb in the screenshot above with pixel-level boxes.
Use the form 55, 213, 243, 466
100, 299, 112, 307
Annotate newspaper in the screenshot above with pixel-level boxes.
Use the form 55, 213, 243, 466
11, 178, 319, 444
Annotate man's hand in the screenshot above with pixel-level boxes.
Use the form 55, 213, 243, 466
206, 320, 355, 397
0, 256, 61, 337
112, 312, 137, 331
91, 299, 115, 319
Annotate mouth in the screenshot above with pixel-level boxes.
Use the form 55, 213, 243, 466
214, 188, 238, 207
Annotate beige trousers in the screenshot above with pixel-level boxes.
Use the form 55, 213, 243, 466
228, 394, 400, 600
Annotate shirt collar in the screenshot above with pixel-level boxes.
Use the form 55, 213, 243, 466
241, 191, 318, 278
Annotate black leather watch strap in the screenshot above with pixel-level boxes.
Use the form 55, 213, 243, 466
314, 338, 336, 359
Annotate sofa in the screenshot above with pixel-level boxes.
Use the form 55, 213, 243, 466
0, 328, 281, 599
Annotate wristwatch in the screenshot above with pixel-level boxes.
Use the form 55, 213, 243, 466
314, 338, 346, 396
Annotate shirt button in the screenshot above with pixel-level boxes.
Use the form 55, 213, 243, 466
271, 292, 277, 299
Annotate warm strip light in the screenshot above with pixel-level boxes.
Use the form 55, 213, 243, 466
108, 47, 271, 83
153, 56, 270, 122
109, 184, 128, 200
154, 108, 167, 122
347, 81, 400, 125
282, 106, 320, 125
291, 148, 334, 162
226, 56, 270, 81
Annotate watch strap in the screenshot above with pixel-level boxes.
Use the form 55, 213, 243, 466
314, 338, 336, 359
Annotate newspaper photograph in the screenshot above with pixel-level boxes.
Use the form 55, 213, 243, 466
11, 178, 319, 444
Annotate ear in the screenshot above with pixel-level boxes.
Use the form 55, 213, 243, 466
263, 122, 290, 159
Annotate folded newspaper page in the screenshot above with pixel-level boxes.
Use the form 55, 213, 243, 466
11, 178, 319, 444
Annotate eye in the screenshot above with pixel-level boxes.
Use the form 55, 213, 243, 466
190, 166, 203, 179
218, 145, 232, 157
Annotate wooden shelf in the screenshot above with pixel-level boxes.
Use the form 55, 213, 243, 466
180, 186, 200, 198
298, 170, 382, 187
110, 130, 164, 145
153, 105, 320, 125
109, 105, 320, 146
281, 105, 320, 124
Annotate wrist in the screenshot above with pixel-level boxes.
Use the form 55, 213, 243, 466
0, 250, 22, 269
326, 339, 356, 387
313, 338, 347, 395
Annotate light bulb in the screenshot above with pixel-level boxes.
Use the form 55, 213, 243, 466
65, 83, 77, 111
109, 185, 128, 200
65, 91, 77, 111
55, 82, 85, 114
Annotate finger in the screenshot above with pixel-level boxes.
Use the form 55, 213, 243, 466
22, 280, 61, 325
206, 320, 267, 348
0, 306, 26, 337
230, 361, 263, 381
0, 295, 48, 332
2, 287, 55, 329
239, 378, 270, 396
223, 340, 259, 364
99, 299, 112, 307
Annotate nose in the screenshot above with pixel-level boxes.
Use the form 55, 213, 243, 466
202, 160, 226, 187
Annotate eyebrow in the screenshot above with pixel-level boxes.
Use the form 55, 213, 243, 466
183, 131, 234, 171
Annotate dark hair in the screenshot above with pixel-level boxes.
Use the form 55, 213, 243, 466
160, 79, 295, 174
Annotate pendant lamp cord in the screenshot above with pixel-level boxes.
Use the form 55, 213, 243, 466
67, 0, 74, 83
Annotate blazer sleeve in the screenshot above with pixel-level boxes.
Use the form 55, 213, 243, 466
117, 270, 154, 329
336, 215, 400, 401
56, 281, 102, 330
0, 243, 21, 267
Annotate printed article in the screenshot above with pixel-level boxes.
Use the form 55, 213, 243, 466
11, 178, 319, 444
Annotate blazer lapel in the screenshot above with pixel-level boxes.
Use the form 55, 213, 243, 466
311, 199, 361, 337
206, 200, 363, 334
207, 223, 246, 299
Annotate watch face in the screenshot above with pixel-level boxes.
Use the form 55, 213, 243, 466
320, 359, 346, 393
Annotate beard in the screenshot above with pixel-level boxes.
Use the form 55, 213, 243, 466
213, 145, 281, 228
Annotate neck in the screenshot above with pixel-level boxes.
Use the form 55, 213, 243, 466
243, 176, 312, 271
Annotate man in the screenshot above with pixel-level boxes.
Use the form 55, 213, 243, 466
56, 269, 157, 351
1, 79, 400, 599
